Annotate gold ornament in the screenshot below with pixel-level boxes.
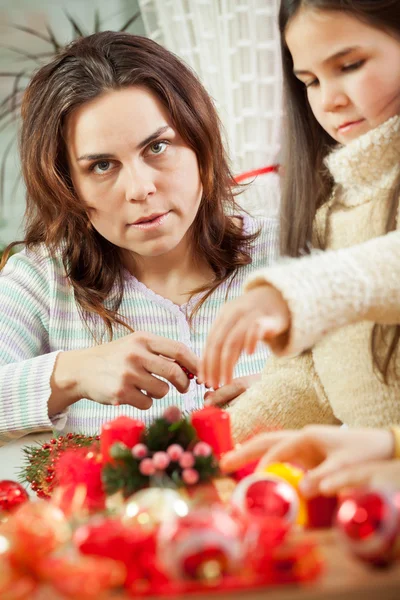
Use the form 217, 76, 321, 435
122, 488, 189, 530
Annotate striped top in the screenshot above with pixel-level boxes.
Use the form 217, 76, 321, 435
0, 215, 278, 444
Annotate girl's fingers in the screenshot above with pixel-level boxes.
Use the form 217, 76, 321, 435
243, 322, 262, 355
201, 302, 247, 386
318, 463, 380, 495
204, 378, 247, 407
219, 322, 250, 387
201, 318, 231, 387
220, 430, 292, 472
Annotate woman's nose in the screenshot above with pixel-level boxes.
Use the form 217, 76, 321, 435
125, 165, 156, 202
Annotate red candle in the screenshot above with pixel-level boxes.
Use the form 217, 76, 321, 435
191, 407, 233, 458
100, 416, 145, 463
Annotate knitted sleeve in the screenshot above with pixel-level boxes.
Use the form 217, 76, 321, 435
0, 250, 67, 446
227, 351, 339, 443
244, 230, 400, 357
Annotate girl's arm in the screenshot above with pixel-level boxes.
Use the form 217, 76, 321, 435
245, 230, 400, 356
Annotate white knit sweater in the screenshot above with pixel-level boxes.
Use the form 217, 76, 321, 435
229, 116, 400, 441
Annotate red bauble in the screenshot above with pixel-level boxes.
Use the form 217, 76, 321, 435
158, 505, 246, 580
336, 489, 398, 565
306, 495, 338, 529
5, 501, 71, 565
0, 481, 29, 513
231, 473, 299, 524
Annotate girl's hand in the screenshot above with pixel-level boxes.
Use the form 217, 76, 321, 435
314, 460, 400, 496
51, 332, 199, 411
203, 374, 260, 406
199, 285, 290, 390
219, 425, 395, 497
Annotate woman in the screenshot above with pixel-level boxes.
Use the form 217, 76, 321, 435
0, 31, 278, 444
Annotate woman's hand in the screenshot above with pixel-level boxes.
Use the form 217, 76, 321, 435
219, 425, 395, 497
203, 374, 260, 406
199, 285, 290, 390
50, 332, 199, 412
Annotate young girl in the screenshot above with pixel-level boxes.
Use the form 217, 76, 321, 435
0, 32, 278, 445
201, 0, 400, 439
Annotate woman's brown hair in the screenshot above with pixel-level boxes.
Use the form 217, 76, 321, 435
278, 0, 400, 381
1, 31, 257, 337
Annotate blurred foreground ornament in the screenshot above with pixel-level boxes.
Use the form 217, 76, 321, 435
0, 480, 29, 514
262, 462, 307, 525
3, 501, 71, 565
260, 462, 338, 528
158, 505, 246, 581
336, 489, 400, 565
36, 553, 126, 599
231, 472, 300, 524
122, 487, 189, 529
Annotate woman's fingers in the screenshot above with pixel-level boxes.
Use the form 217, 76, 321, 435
113, 387, 154, 410
143, 354, 192, 393
146, 335, 199, 377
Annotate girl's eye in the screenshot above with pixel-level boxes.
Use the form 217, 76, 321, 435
148, 141, 168, 155
90, 160, 113, 175
305, 79, 319, 89
342, 59, 365, 72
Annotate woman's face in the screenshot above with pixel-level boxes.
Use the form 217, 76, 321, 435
286, 8, 400, 144
66, 86, 202, 261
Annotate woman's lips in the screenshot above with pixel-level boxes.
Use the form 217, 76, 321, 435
129, 211, 170, 230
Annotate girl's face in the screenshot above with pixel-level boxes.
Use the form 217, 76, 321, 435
286, 8, 400, 144
66, 86, 202, 261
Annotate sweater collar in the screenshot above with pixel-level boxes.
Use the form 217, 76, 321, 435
325, 115, 400, 206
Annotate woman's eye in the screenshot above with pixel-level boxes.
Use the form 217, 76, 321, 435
149, 141, 168, 155
342, 59, 365, 72
91, 160, 112, 174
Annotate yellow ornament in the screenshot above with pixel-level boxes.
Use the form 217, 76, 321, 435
122, 488, 189, 530
260, 462, 307, 526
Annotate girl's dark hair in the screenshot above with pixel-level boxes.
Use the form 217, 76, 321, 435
279, 0, 400, 381
1, 31, 257, 337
